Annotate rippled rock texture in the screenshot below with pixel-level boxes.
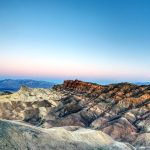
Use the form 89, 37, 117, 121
0, 80, 150, 149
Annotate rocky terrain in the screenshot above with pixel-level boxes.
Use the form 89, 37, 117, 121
0, 119, 134, 150
0, 80, 150, 149
0, 85, 63, 125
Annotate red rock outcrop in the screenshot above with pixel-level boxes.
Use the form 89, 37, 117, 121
55, 80, 104, 94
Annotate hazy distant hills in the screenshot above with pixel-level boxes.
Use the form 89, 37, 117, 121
0, 79, 55, 92
135, 82, 150, 85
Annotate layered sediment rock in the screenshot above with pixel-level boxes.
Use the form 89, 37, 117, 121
0, 80, 150, 149
53, 80, 150, 148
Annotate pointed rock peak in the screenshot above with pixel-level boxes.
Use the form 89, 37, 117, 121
19, 85, 30, 92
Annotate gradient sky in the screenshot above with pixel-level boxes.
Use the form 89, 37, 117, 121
0, 0, 150, 84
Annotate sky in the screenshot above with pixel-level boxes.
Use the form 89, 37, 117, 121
0, 0, 150, 84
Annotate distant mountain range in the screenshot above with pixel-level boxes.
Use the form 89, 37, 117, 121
0, 79, 55, 92
135, 82, 150, 85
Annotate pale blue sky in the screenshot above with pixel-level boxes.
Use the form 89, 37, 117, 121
0, 0, 150, 84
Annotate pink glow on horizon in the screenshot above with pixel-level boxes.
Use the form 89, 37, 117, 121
0, 64, 149, 81
0, 56, 149, 81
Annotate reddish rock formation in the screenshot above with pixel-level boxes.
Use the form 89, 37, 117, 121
53, 80, 150, 147
55, 80, 104, 94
